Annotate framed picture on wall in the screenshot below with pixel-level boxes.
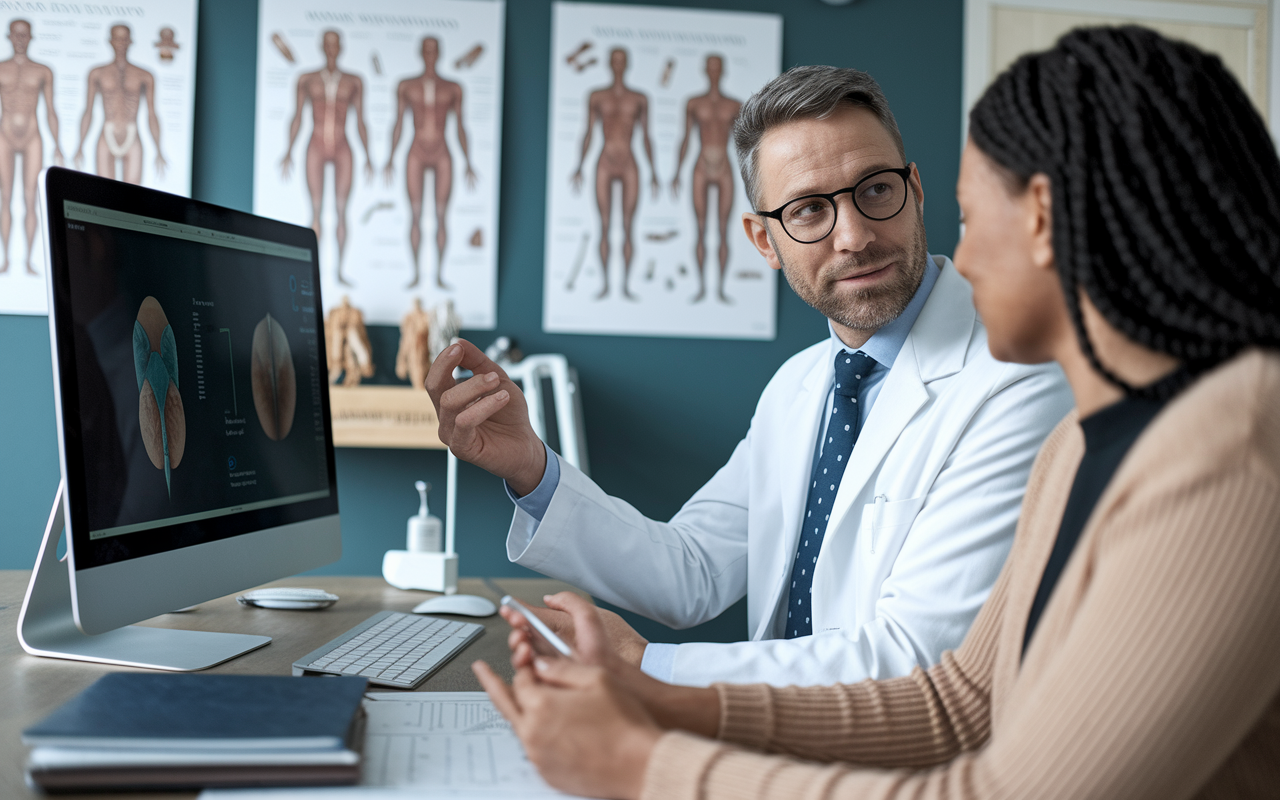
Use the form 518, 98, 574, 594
0, 2, 199, 316
252, 0, 506, 330
542, 2, 782, 340
963, 0, 1279, 147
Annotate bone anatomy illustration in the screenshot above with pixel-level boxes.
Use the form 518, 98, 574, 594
75, 24, 166, 185
133, 296, 184, 496
672, 54, 741, 304
271, 32, 295, 64
454, 43, 483, 70
385, 37, 476, 290
250, 313, 297, 441
395, 297, 432, 391
325, 294, 374, 386
155, 27, 178, 62
571, 47, 659, 300
0, 19, 61, 275
281, 29, 373, 287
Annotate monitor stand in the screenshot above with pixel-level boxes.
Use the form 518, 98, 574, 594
17, 482, 272, 671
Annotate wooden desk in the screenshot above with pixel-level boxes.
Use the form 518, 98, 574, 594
0, 571, 572, 800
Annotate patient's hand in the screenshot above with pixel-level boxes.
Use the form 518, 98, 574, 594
514, 596, 649, 667
475, 657, 659, 800
498, 592, 720, 738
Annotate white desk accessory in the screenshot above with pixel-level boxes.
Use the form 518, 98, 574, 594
236, 588, 339, 610
411, 594, 497, 617
382, 480, 458, 594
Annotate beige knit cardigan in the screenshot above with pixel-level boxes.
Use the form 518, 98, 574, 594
641, 349, 1280, 800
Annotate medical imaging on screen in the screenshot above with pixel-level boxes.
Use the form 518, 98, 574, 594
64, 201, 330, 565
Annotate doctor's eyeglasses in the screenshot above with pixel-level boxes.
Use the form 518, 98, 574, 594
756, 165, 913, 244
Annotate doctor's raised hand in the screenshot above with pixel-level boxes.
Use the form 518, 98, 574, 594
426, 339, 547, 496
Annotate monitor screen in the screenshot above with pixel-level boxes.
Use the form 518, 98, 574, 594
44, 169, 338, 575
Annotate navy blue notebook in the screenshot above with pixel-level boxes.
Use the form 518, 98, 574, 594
23, 674, 368, 751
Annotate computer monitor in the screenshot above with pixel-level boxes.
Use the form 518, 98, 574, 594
17, 167, 340, 671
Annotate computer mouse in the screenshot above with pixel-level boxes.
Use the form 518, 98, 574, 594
411, 594, 498, 617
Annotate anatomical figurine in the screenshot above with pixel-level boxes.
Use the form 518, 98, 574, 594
325, 295, 374, 387
395, 297, 432, 391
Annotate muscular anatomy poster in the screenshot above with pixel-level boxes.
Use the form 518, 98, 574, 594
543, 3, 781, 340
0, 2, 198, 316
253, 1, 504, 329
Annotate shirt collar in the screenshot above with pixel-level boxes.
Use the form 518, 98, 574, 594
827, 254, 941, 370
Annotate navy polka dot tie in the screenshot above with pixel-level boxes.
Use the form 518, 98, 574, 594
785, 349, 877, 639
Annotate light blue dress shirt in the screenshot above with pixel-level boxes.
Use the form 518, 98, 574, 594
506, 256, 941, 680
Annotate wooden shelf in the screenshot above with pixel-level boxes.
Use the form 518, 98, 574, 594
328, 385, 446, 449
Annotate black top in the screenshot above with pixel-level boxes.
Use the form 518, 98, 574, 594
1021, 393, 1168, 656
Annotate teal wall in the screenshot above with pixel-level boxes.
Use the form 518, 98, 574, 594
0, 0, 963, 644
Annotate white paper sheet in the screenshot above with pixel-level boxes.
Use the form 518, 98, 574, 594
200, 692, 591, 799
542, 2, 782, 339
0, 1, 198, 315
253, 1, 505, 329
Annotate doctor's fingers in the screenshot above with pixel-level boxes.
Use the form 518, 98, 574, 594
449, 390, 512, 447
440, 371, 505, 418
424, 341, 470, 401
448, 338, 515, 383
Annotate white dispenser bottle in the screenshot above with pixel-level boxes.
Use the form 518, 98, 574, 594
383, 479, 457, 594
406, 480, 442, 553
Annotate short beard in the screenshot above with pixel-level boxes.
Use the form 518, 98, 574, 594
774, 202, 929, 332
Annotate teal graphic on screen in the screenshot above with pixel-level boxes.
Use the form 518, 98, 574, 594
132, 298, 184, 496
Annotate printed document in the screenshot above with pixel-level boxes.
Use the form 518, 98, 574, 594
200, 692, 594, 798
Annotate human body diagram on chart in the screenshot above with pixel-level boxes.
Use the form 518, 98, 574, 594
542, 4, 781, 340
0, 20, 60, 275
75, 24, 167, 187
385, 36, 476, 291
566, 49, 745, 305
280, 29, 374, 288
0, 4, 195, 317
254, 1, 504, 330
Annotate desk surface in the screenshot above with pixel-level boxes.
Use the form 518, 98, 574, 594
0, 571, 573, 800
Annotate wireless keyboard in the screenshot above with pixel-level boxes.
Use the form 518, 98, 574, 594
292, 610, 483, 689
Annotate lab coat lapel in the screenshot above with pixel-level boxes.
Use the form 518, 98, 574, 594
826, 259, 972, 544
827, 338, 928, 533
754, 354, 828, 640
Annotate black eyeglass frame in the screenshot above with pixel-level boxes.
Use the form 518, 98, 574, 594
755, 165, 915, 244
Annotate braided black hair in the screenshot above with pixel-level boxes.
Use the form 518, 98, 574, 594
969, 26, 1280, 398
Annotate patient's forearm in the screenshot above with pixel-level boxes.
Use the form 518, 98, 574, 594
634, 677, 720, 738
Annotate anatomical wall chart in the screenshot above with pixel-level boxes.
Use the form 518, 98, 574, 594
253, 0, 505, 329
0, 1, 198, 316
543, 2, 781, 339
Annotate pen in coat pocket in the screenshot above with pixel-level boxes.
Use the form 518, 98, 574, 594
871, 494, 887, 554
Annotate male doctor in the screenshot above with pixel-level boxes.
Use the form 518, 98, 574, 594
427, 66, 1073, 687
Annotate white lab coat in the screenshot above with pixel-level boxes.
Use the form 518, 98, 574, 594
507, 257, 1073, 687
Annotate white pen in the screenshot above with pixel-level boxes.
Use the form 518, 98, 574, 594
500, 595, 574, 657
483, 577, 573, 657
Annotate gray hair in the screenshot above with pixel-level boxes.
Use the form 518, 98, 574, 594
733, 66, 905, 208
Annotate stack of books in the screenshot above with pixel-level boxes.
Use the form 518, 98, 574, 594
23, 673, 368, 792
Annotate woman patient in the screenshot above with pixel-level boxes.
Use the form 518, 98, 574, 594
474, 26, 1280, 799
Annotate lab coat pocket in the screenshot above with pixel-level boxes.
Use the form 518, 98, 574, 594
863, 494, 927, 557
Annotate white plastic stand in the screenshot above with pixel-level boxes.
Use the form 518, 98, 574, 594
381, 453, 461, 594
17, 482, 271, 671
506, 354, 589, 474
